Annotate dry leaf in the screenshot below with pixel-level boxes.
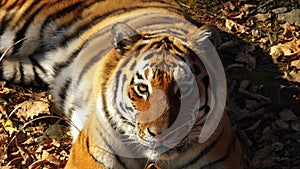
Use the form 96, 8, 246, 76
223, 1, 235, 11
277, 9, 300, 27
282, 25, 296, 40
4, 126, 18, 136
275, 119, 289, 129
28, 160, 50, 169
291, 118, 300, 132
245, 100, 259, 111
272, 7, 288, 14
291, 60, 300, 68
0, 167, 16, 169
269, 40, 300, 62
279, 109, 297, 121
16, 144, 32, 166
252, 144, 277, 167
235, 52, 256, 68
283, 70, 300, 83
0, 144, 8, 164
240, 4, 256, 12
225, 19, 247, 33
255, 12, 271, 22
15, 101, 50, 122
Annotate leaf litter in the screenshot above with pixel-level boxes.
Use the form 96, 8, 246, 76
1, 0, 300, 169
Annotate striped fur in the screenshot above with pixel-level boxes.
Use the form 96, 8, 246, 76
0, 0, 243, 168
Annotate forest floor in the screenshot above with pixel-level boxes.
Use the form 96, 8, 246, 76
1, 0, 299, 169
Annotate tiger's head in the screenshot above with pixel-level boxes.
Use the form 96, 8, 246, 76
100, 22, 225, 160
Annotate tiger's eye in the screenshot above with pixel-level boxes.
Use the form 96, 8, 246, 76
146, 163, 161, 169
137, 84, 148, 92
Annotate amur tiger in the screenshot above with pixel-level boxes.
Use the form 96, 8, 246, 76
0, 0, 243, 168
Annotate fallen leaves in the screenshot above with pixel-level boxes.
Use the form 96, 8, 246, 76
225, 19, 247, 34
277, 9, 300, 27
0, 82, 70, 168
269, 40, 300, 62
14, 101, 50, 122
254, 12, 271, 22
269, 39, 300, 83
235, 52, 256, 69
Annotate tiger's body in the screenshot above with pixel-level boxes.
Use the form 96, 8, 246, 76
1, 0, 243, 168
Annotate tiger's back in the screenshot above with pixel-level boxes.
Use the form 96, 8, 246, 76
0, 0, 243, 168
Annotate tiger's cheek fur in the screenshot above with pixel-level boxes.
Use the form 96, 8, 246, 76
129, 72, 183, 140
129, 83, 171, 139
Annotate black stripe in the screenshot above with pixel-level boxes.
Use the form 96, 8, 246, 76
120, 56, 132, 68
76, 48, 109, 85
52, 1, 99, 32
32, 66, 47, 87
40, 1, 84, 34
114, 70, 122, 91
136, 72, 144, 80
78, 5, 184, 45
101, 87, 119, 132
115, 156, 129, 169
122, 74, 128, 86
188, 48, 199, 62
53, 45, 82, 73
200, 134, 236, 168
4, 0, 21, 10
28, 56, 47, 73
198, 105, 210, 113
100, 74, 134, 134
196, 110, 208, 123
58, 78, 71, 108
40, 1, 95, 48
202, 75, 210, 114
136, 43, 147, 51
0, 0, 25, 35
91, 123, 132, 169
65, 105, 75, 118
148, 41, 163, 49
171, 44, 187, 59
12, 0, 38, 29
181, 126, 225, 168
60, 5, 183, 47
10, 1, 54, 56
124, 105, 134, 114
192, 64, 201, 75
129, 60, 137, 71
85, 126, 116, 169
19, 62, 24, 84
143, 52, 154, 61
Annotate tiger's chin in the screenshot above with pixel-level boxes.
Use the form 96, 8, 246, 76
146, 149, 180, 161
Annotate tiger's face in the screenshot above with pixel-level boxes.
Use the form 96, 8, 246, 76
128, 42, 205, 160
108, 23, 211, 160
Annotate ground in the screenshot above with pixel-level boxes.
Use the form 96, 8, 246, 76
0, 0, 299, 169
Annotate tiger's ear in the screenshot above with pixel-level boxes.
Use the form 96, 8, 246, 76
110, 22, 141, 55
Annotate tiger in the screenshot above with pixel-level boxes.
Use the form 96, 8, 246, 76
0, 0, 243, 168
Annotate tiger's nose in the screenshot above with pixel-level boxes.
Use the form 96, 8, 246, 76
147, 127, 161, 136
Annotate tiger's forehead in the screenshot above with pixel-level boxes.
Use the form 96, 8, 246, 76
134, 50, 190, 82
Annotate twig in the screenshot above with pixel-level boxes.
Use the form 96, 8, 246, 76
249, 0, 274, 15
178, 2, 190, 9
0, 31, 63, 62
